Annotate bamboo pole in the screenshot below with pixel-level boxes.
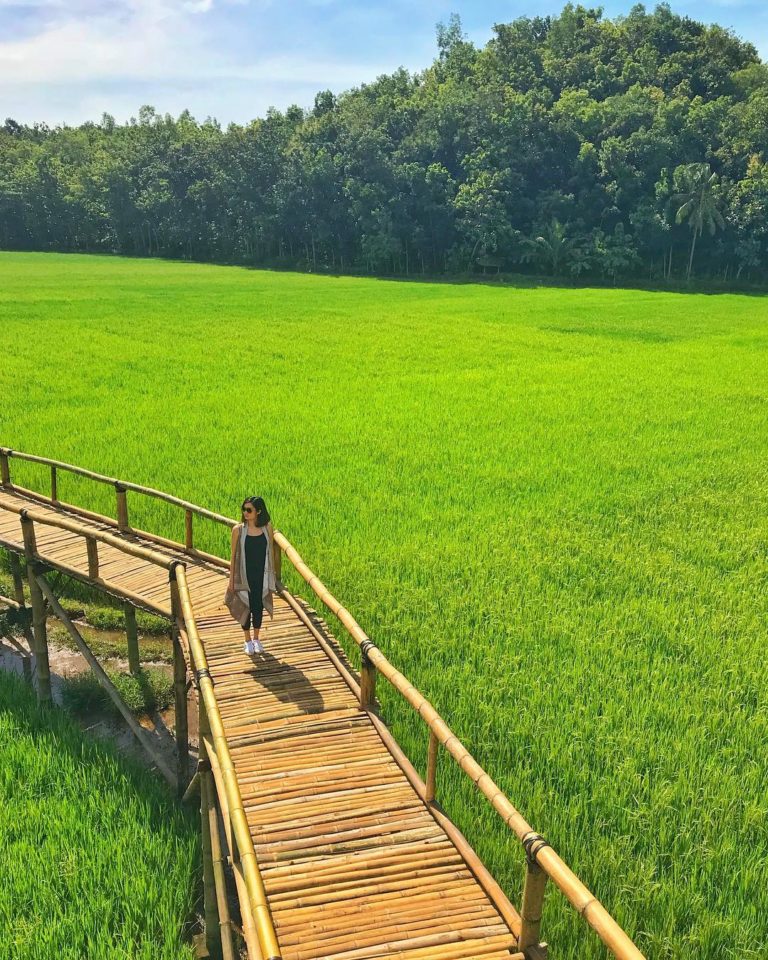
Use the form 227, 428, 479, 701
172, 561, 281, 960
115, 482, 129, 531
86, 535, 99, 580
173, 624, 189, 796
50, 465, 57, 502
359, 645, 377, 712
519, 854, 548, 955
20, 516, 51, 703
205, 766, 236, 960
200, 708, 223, 959
185, 509, 194, 550
0, 448, 10, 487
33, 573, 177, 786
124, 602, 140, 674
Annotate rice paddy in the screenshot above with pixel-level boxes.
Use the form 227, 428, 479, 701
0, 669, 198, 960
1, 251, 767, 959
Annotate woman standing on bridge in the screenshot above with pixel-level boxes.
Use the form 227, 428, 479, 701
224, 496, 276, 655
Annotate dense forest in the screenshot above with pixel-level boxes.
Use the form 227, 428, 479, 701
2, 3, 768, 285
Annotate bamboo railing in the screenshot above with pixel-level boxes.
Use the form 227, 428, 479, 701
0, 446, 646, 960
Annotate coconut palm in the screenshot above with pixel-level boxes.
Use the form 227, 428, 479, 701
519, 218, 584, 275
673, 163, 726, 281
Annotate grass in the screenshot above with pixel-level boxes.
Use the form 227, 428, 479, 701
1, 251, 767, 959
0, 669, 198, 960
61, 666, 175, 716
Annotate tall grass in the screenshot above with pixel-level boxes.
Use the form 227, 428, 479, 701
0, 670, 198, 960
1, 252, 767, 959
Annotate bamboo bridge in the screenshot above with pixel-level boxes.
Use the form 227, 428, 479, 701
0, 447, 645, 960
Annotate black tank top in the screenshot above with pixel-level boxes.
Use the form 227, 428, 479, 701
244, 530, 267, 586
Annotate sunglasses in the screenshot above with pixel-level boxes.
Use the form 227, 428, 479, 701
242, 506, 255, 514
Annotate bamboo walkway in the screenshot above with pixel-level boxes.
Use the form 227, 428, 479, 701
0, 449, 645, 960
0, 486, 522, 960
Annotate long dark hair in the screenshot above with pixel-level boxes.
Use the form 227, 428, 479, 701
241, 496, 270, 526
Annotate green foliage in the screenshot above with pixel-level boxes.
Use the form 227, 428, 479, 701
0, 669, 198, 958
61, 666, 174, 717
1, 4, 767, 283
2, 252, 768, 958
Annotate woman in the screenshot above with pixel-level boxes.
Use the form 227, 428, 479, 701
224, 496, 276, 655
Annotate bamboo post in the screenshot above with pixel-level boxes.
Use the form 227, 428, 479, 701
33, 572, 177, 784
115, 482, 129, 531
173, 624, 189, 795
0, 448, 10, 487
359, 640, 377, 712
50, 465, 58, 501
272, 540, 282, 582
86, 536, 99, 580
20, 513, 51, 703
519, 837, 549, 955
425, 729, 439, 804
205, 768, 236, 960
124, 602, 140, 674
185, 509, 194, 551
200, 704, 222, 958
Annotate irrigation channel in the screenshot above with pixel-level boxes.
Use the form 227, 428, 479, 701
0, 445, 645, 960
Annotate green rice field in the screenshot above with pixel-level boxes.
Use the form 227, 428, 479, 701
0, 670, 198, 960
1, 252, 767, 959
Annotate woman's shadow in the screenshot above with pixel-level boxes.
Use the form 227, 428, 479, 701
242, 648, 325, 715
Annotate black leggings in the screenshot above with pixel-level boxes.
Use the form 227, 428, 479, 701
245, 588, 264, 629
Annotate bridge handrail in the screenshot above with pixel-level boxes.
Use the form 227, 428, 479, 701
0, 447, 644, 959
1, 498, 280, 960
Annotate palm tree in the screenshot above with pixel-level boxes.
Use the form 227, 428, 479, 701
520, 218, 583, 275
673, 163, 725, 281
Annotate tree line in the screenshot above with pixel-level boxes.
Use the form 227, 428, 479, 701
2, 3, 767, 285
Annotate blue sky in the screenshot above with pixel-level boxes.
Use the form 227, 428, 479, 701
1, 0, 766, 127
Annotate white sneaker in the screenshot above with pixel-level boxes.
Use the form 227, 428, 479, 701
244, 640, 254, 655
252, 639, 265, 655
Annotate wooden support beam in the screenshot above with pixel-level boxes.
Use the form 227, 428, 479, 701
32, 572, 176, 786
124, 602, 140, 675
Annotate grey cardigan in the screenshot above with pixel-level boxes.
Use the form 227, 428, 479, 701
224, 521, 276, 628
